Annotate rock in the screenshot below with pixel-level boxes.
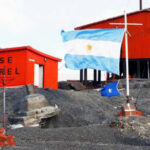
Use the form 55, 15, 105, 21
23, 116, 39, 127
9, 93, 60, 127
26, 84, 36, 95
24, 94, 50, 111
111, 116, 150, 139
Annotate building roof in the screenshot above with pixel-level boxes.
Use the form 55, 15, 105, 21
0, 46, 62, 62
75, 8, 150, 30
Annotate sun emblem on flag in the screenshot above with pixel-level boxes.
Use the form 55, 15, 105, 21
86, 44, 92, 52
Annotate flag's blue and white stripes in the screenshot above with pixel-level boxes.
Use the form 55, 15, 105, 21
61, 28, 125, 75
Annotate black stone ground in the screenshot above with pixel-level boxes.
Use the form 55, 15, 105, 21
0, 79, 150, 150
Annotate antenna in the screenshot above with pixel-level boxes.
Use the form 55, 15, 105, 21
0, 66, 14, 128
2, 66, 6, 128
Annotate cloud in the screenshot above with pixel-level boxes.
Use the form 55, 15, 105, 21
0, 0, 34, 33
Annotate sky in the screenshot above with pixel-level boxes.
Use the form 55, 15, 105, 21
0, 0, 150, 81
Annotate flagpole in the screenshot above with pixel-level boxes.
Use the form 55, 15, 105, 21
124, 11, 130, 97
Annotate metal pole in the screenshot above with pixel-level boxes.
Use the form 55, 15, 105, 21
3, 83, 6, 128
147, 60, 150, 79
98, 70, 101, 83
2, 66, 6, 128
124, 11, 130, 97
80, 69, 83, 82
140, 0, 142, 10
84, 69, 87, 85
94, 69, 97, 83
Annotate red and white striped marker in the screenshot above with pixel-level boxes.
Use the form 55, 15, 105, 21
120, 103, 142, 117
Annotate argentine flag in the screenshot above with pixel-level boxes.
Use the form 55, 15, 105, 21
61, 28, 125, 75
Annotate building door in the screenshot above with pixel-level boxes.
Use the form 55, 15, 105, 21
34, 64, 44, 88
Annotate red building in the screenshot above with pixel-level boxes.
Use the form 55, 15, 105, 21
0, 46, 61, 89
76, 8, 150, 80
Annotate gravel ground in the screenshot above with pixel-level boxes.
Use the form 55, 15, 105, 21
0, 79, 150, 150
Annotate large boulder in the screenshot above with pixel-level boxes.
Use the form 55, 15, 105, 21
9, 93, 60, 127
